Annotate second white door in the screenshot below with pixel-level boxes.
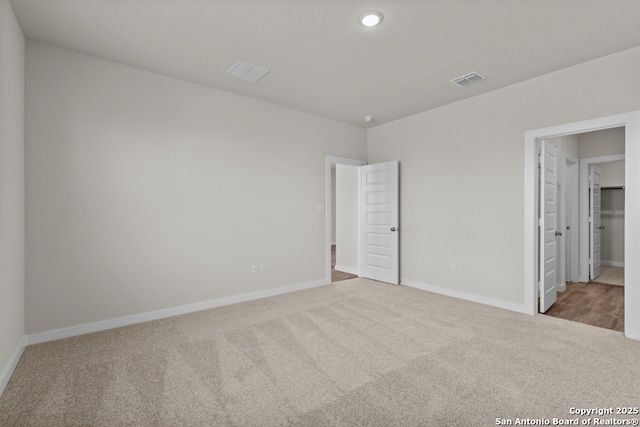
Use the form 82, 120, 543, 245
360, 161, 399, 285
539, 141, 558, 312
590, 165, 602, 280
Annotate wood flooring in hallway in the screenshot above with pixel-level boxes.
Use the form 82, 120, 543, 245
544, 281, 624, 332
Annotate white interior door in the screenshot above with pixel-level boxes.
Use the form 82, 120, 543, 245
590, 165, 602, 280
539, 141, 558, 312
360, 161, 399, 285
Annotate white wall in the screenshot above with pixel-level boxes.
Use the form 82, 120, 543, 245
578, 127, 625, 158
335, 164, 359, 274
367, 45, 640, 308
559, 134, 579, 159
0, 0, 25, 392
599, 161, 625, 187
25, 41, 366, 335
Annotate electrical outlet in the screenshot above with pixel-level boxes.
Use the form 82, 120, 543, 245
450, 264, 457, 274
260, 264, 267, 274
251, 265, 258, 275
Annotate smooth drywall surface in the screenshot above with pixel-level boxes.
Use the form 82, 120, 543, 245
25, 41, 366, 334
367, 45, 640, 307
335, 164, 359, 273
558, 134, 579, 160
578, 127, 625, 158
0, 0, 25, 388
599, 161, 625, 187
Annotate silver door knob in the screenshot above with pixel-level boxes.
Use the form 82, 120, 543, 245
390, 227, 397, 232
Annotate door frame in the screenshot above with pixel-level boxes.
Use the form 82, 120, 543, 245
563, 153, 579, 284
325, 155, 367, 284
579, 155, 624, 282
523, 111, 640, 340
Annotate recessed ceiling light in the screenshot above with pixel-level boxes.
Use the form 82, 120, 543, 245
358, 11, 383, 27
364, 115, 374, 122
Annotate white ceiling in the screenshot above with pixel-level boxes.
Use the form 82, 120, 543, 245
10, 0, 640, 127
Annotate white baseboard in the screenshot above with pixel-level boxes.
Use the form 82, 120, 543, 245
557, 282, 567, 292
400, 279, 529, 315
334, 265, 359, 276
602, 260, 625, 268
0, 336, 28, 398
26, 279, 328, 346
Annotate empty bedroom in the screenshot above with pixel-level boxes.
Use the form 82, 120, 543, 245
2, 1, 640, 425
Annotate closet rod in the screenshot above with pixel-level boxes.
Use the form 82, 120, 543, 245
601, 186, 625, 190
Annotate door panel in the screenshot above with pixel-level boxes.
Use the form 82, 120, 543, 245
590, 165, 602, 280
361, 161, 399, 285
540, 141, 558, 312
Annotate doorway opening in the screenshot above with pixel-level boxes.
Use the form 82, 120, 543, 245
325, 156, 400, 285
325, 156, 366, 284
539, 129, 625, 331
332, 162, 360, 283
524, 111, 640, 340
596, 180, 625, 287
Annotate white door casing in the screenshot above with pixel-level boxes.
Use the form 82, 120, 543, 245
360, 161, 399, 285
563, 155, 579, 283
539, 141, 558, 312
590, 165, 602, 280
524, 112, 640, 340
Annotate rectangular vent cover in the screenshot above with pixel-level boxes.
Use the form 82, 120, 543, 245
226, 61, 270, 83
450, 71, 485, 87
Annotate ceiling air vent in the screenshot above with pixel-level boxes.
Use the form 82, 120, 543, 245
226, 61, 270, 83
450, 71, 485, 87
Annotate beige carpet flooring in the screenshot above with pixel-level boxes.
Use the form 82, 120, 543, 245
2, 278, 640, 426
595, 265, 624, 286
